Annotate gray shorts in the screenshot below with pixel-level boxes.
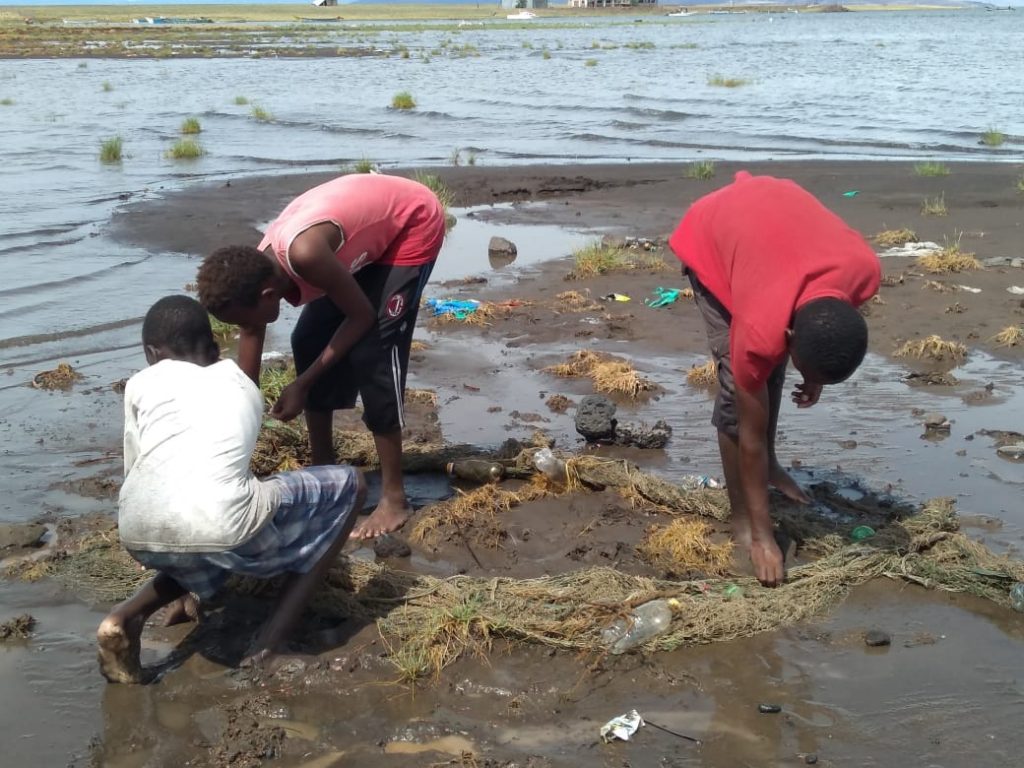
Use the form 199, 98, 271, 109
687, 268, 786, 438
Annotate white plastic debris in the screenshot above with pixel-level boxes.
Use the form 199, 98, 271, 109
878, 241, 941, 259
681, 474, 723, 490
956, 285, 982, 294
261, 351, 288, 362
1008, 286, 1024, 295
600, 710, 645, 743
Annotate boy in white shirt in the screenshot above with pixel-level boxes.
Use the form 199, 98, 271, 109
97, 295, 365, 683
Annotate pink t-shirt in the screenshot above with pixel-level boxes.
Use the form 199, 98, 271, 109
669, 171, 881, 391
259, 174, 445, 307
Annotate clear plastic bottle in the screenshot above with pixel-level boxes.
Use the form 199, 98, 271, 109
1010, 582, 1024, 613
533, 447, 567, 481
601, 598, 678, 654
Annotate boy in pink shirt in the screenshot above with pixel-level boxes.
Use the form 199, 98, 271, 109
197, 174, 444, 540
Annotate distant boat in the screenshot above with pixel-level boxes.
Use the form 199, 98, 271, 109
506, 11, 538, 20
666, 10, 696, 16
132, 16, 214, 25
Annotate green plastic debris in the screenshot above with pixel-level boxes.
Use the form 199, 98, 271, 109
842, 190, 859, 198
850, 525, 876, 541
646, 287, 681, 308
723, 584, 743, 600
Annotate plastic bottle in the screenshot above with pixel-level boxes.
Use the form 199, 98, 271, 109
533, 447, 567, 481
1010, 582, 1024, 613
601, 598, 678, 654
446, 460, 504, 484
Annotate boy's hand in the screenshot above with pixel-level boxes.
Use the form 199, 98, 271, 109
749, 535, 785, 587
791, 380, 823, 408
271, 380, 309, 422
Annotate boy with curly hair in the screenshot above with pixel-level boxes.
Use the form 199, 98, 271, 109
97, 296, 365, 682
670, 171, 880, 587
197, 173, 444, 540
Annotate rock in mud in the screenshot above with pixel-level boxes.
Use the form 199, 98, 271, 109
864, 629, 892, 647
614, 419, 673, 449
373, 534, 411, 559
996, 443, 1024, 459
575, 395, 617, 442
922, 413, 951, 432
545, 394, 573, 414
0, 522, 46, 551
0, 614, 36, 641
487, 236, 517, 259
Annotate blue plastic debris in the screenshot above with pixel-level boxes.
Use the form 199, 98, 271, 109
426, 298, 481, 320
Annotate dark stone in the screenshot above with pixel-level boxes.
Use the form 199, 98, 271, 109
487, 236, 517, 263
374, 534, 411, 559
0, 522, 46, 551
614, 419, 673, 449
805, 754, 819, 765
575, 395, 617, 442
758, 703, 782, 714
864, 629, 892, 647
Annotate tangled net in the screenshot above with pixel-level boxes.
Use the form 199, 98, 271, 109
8, 442, 1023, 683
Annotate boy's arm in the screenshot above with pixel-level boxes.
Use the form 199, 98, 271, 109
271, 230, 375, 421
735, 384, 785, 587
237, 324, 266, 386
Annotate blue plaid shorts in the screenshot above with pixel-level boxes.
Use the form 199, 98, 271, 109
130, 465, 361, 600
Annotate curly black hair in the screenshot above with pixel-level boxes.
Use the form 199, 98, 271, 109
142, 295, 217, 359
791, 298, 868, 384
196, 245, 274, 315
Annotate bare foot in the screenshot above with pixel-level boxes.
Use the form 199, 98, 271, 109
352, 497, 411, 540
97, 614, 146, 684
730, 512, 753, 550
156, 594, 199, 628
769, 462, 811, 504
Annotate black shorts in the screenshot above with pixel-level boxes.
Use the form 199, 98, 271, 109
292, 261, 434, 433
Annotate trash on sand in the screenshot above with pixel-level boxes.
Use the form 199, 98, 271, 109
1008, 286, 1024, 295
425, 298, 480, 320
758, 703, 783, 714
1010, 582, 1024, 613
446, 459, 504, 484
850, 525, 876, 541
842, 190, 859, 198
600, 710, 645, 743
533, 447, 567, 481
956, 285, 982, 294
646, 287, 681, 308
878, 241, 941, 259
602, 293, 632, 302
601, 598, 678, 654
681, 474, 723, 490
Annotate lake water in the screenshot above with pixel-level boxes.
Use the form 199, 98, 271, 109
0, 9, 1023, 520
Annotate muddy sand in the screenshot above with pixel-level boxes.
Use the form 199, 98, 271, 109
3, 160, 1024, 767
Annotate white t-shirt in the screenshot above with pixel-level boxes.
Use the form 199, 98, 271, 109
118, 359, 278, 553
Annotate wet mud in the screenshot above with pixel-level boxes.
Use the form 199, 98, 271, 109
3, 162, 1024, 766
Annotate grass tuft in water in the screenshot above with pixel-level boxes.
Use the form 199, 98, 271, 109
449, 147, 462, 167
685, 160, 716, 180
542, 49, 551, 60
584, 58, 598, 67
250, 104, 272, 122
101, 81, 113, 92
708, 74, 749, 88
0, 97, 12, 106
99, 136, 122, 164
980, 128, 1004, 147
233, 95, 249, 105
166, 138, 205, 160
1017, 174, 1024, 194
921, 193, 947, 217
180, 116, 202, 135
913, 161, 949, 177
352, 157, 375, 174
391, 91, 416, 110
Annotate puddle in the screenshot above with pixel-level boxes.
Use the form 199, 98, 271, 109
431, 204, 590, 284
383, 734, 476, 756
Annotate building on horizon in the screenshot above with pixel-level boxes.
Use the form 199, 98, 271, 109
568, 0, 657, 7
312, 0, 338, 6
502, 0, 550, 8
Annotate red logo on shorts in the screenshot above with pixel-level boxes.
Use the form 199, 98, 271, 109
385, 293, 406, 318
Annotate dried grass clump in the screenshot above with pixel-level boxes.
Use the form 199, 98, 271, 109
992, 325, 1024, 347
873, 228, 917, 248
545, 350, 655, 399
685, 359, 717, 388
406, 388, 438, 407
894, 335, 967, 362
638, 519, 733, 576
555, 290, 601, 312
922, 280, 954, 293
31, 362, 83, 391
916, 243, 981, 274
545, 394, 573, 413
411, 483, 548, 549
410, 340, 430, 352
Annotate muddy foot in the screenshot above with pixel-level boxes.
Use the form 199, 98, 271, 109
97, 614, 145, 684
352, 498, 412, 540
769, 463, 810, 504
156, 594, 199, 628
